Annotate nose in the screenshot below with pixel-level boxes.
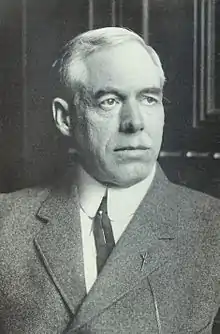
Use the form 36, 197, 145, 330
119, 99, 144, 134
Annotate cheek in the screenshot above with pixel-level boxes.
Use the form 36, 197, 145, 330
80, 116, 112, 154
86, 109, 118, 140
145, 111, 164, 136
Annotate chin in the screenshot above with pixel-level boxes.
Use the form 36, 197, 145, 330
97, 159, 156, 188
114, 179, 145, 188
108, 167, 152, 188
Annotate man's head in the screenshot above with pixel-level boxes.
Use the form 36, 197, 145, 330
52, 27, 165, 188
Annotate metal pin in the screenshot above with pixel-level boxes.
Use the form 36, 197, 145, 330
140, 251, 148, 271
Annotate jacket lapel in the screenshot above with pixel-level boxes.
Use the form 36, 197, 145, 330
70, 165, 178, 331
34, 172, 87, 315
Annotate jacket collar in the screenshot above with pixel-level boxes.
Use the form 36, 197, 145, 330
34, 168, 87, 315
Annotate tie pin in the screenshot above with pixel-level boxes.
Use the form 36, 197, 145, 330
140, 251, 148, 271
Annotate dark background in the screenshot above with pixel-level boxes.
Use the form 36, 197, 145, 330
0, 0, 219, 329
1, 0, 220, 196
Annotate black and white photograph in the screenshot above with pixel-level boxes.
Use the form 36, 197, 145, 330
0, 1, 219, 333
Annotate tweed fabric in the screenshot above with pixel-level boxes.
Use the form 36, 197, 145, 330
0, 164, 219, 334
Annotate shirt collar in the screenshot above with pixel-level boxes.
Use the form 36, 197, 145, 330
77, 164, 156, 221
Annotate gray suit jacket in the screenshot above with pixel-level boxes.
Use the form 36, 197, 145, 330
0, 165, 219, 334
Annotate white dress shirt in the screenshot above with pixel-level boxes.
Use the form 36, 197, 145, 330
77, 165, 156, 292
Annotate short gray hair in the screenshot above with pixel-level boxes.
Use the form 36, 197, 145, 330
52, 27, 165, 101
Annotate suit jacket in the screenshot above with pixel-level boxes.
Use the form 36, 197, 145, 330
0, 164, 219, 334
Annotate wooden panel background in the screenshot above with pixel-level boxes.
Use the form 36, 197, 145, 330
0, 0, 220, 194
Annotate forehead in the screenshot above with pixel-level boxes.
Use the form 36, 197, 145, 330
84, 41, 161, 93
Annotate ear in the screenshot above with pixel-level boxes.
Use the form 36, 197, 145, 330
52, 97, 72, 136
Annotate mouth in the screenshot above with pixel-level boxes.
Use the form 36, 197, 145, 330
114, 146, 149, 152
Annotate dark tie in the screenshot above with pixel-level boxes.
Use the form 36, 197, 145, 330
93, 194, 115, 274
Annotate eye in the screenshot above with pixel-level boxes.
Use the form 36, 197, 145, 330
141, 95, 159, 106
99, 97, 119, 111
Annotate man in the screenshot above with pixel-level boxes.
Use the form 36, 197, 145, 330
0, 27, 219, 334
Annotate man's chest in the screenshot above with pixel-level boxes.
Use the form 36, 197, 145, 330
67, 252, 217, 334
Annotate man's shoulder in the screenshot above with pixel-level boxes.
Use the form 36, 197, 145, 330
0, 186, 52, 247
0, 186, 50, 218
166, 180, 220, 234
170, 181, 220, 212
155, 165, 220, 213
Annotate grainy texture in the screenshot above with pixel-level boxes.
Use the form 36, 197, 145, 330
0, 164, 219, 333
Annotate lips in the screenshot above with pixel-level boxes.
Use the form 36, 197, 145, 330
114, 145, 149, 151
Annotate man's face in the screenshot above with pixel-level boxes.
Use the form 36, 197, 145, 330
71, 42, 164, 187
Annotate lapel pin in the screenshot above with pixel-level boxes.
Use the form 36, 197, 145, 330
140, 251, 148, 271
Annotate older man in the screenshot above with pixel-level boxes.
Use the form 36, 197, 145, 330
0, 27, 219, 334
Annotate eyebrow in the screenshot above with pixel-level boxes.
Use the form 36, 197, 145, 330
94, 88, 125, 100
140, 87, 162, 95
93, 86, 162, 100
